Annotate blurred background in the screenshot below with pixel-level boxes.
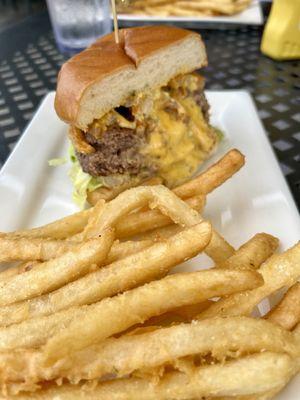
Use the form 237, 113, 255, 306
0, 0, 272, 35
0, 0, 45, 31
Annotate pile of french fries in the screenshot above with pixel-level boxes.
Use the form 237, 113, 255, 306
0, 149, 299, 399
117, 0, 252, 17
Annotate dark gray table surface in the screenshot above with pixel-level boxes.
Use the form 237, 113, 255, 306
0, 11, 299, 208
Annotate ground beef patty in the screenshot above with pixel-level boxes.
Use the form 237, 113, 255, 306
77, 87, 210, 178
77, 125, 150, 177
193, 91, 210, 122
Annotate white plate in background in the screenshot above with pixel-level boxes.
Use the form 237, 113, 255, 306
116, 0, 263, 25
0, 90, 299, 399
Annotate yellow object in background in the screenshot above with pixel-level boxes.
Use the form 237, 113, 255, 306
261, 0, 300, 60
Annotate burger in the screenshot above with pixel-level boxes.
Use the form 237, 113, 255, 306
54, 25, 219, 206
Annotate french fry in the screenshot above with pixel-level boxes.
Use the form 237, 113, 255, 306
0, 261, 39, 281
134, 233, 278, 330
0, 239, 153, 286
136, 224, 184, 241
197, 242, 300, 320
121, 0, 251, 17
0, 147, 296, 400
87, 176, 163, 205
218, 233, 279, 270
0, 269, 261, 352
144, 5, 214, 17
0, 237, 82, 262
115, 195, 205, 239
82, 185, 234, 264
105, 239, 153, 264
173, 149, 245, 199
265, 283, 300, 330
83, 185, 202, 236
73, 199, 105, 242
0, 317, 298, 389
2, 208, 92, 240
0, 223, 211, 326
9, 353, 296, 399
199, 388, 289, 400
1, 148, 244, 241
142, 232, 278, 271
138, 300, 213, 328
43, 268, 263, 363
0, 229, 114, 306
205, 230, 234, 263
0, 305, 89, 351
175, 1, 238, 15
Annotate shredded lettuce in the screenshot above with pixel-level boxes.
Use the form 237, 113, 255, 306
49, 145, 135, 209
68, 146, 104, 208
48, 158, 67, 167
213, 126, 225, 141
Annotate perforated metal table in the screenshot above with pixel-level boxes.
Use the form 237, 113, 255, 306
0, 11, 299, 208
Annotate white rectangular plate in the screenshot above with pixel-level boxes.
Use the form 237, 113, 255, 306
0, 90, 299, 399
116, 0, 263, 25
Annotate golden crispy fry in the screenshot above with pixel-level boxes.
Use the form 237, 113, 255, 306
82, 185, 234, 263
204, 229, 234, 263
1, 208, 92, 240
266, 283, 300, 330
126, 231, 275, 275
121, 0, 251, 17
105, 239, 153, 264
173, 149, 245, 198
135, 233, 278, 329
140, 4, 215, 17
0, 268, 260, 353
1, 147, 297, 400
132, 0, 170, 7
0, 317, 298, 389
0, 261, 39, 281
9, 353, 296, 399
73, 199, 105, 242
0, 237, 82, 262
115, 195, 205, 239
0, 229, 114, 306
0, 305, 90, 350
84, 185, 201, 235
43, 268, 262, 363
0, 223, 211, 326
213, 387, 291, 400
218, 233, 279, 270
174, 1, 240, 15
137, 224, 184, 241
0, 237, 141, 285
87, 176, 163, 205
198, 242, 300, 320
139, 300, 213, 328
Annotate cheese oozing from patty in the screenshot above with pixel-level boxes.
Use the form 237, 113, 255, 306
86, 73, 217, 187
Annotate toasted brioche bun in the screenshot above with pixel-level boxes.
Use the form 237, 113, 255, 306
55, 26, 207, 131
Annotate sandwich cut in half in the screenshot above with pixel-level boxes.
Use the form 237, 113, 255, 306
55, 25, 219, 206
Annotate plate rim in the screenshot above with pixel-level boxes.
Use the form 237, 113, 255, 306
114, 0, 263, 25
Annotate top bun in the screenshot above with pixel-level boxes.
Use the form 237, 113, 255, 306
55, 26, 207, 131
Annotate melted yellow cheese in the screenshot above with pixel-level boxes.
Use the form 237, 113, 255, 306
88, 73, 217, 187
142, 89, 215, 187
91, 110, 136, 135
